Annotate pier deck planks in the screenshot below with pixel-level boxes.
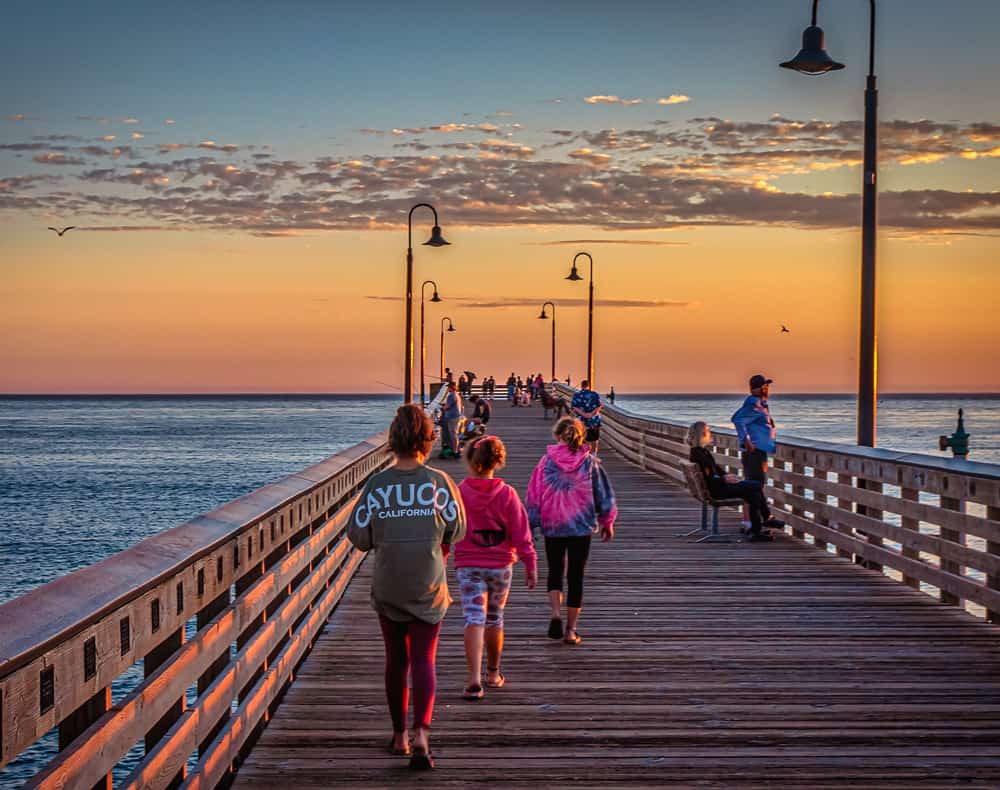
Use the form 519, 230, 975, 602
235, 403, 1000, 788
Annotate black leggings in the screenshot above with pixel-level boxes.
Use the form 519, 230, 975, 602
715, 479, 771, 531
544, 535, 592, 608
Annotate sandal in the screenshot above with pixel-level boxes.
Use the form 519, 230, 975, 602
409, 746, 435, 771
462, 683, 484, 701
485, 668, 506, 689
387, 736, 410, 756
547, 617, 564, 640
563, 631, 582, 645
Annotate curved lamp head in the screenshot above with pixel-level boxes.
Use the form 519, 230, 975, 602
566, 265, 584, 282
430, 291, 442, 303
423, 225, 450, 247
539, 310, 549, 319
447, 322, 456, 332
780, 25, 845, 74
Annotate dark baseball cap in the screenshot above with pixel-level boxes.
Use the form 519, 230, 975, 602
749, 374, 773, 390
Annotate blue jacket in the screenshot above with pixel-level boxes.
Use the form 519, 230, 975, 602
442, 391, 462, 419
731, 396, 776, 454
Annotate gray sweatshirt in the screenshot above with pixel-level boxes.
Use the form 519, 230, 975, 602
347, 463, 466, 623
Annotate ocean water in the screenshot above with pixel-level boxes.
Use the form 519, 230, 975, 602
1, 392, 998, 786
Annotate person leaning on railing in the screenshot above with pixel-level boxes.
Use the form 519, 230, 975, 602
347, 404, 467, 770
687, 421, 783, 542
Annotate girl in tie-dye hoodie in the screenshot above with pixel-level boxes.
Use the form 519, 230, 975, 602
525, 417, 617, 645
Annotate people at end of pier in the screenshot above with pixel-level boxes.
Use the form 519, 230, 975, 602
445, 367, 454, 385
571, 379, 603, 453
468, 393, 492, 426
439, 381, 462, 459
458, 373, 467, 396
346, 404, 467, 770
533, 372, 545, 400
687, 421, 784, 542
455, 435, 538, 701
526, 417, 617, 646
607, 386, 616, 405
506, 372, 517, 402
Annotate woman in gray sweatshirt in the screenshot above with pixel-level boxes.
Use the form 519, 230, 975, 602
348, 404, 466, 770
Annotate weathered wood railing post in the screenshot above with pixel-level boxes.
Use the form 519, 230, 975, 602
989, 505, 1000, 624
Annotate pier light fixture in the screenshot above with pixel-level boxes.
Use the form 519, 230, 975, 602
440, 316, 456, 386
404, 203, 450, 403
539, 301, 556, 382
780, 0, 878, 447
419, 280, 442, 405
565, 252, 595, 388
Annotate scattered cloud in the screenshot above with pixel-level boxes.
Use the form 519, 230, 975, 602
31, 152, 86, 166
131, 132, 145, 140
122, 117, 140, 124
658, 95, 691, 105
366, 295, 695, 309
583, 95, 643, 106
164, 119, 176, 125
529, 238, 691, 246
568, 148, 612, 166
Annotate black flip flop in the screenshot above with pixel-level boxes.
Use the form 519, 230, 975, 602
409, 746, 435, 770
547, 618, 564, 639
462, 683, 484, 701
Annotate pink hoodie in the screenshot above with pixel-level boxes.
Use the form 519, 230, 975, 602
455, 477, 538, 573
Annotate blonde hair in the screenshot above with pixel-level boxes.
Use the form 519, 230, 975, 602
553, 417, 586, 452
686, 421, 710, 448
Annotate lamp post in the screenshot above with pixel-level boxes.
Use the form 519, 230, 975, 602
566, 252, 595, 388
538, 301, 556, 382
781, 0, 878, 447
419, 280, 442, 404
440, 316, 455, 385
404, 203, 450, 403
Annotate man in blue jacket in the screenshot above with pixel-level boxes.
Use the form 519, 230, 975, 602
732, 374, 776, 487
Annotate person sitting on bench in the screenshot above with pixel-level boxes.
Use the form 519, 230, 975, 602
687, 421, 783, 542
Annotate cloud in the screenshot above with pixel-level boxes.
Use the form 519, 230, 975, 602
568, 148, 612, 166
164, 119, 176, 125
366, 295, 694, 309
529, 238, 691, 246
131, 132, 145, 140
31, 152, 86, 166
657, 95, 691, 105
122, 118, 140, 124
583, 95, 643, 106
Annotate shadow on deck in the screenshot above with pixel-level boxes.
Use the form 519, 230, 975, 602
235, 403, 1000, 788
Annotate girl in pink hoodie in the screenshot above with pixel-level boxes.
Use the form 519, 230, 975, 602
455, 435, 538, 700
526, 417, 617, 646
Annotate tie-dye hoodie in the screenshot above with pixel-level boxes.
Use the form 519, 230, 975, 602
525, 444, 618, 538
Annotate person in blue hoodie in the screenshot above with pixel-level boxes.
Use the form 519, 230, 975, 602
732, 374, 777, 487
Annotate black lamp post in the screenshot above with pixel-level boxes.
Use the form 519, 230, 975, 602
439, 316, 455, 384
566, 252, 595, 388
538, 301, 556, 382
404, 203, 449, 403
419, 280, 442, 404
781, 0, 878, 447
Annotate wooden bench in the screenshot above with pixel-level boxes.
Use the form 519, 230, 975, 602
680, 462, 744, 542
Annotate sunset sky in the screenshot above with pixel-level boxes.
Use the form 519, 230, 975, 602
3, 0, 999, 394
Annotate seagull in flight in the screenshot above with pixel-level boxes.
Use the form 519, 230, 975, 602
48, 226, 76, 236
781, 324, 790, 333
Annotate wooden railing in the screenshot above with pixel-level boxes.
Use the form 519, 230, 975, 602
553, 385, 1000, 623
0, 429, 397, 788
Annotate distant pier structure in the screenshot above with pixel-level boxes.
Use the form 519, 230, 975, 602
2, 386, 999, 787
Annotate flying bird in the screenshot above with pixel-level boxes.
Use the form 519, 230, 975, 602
48, 226, 76, 236
781, 325, 790, 333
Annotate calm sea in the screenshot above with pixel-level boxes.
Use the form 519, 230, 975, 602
1, 392, 998, 786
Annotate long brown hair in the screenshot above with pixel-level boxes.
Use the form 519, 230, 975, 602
553, 417, 586, 452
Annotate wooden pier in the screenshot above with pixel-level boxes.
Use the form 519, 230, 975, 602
235, 402, 1000, 788
2, 390, 1000, 788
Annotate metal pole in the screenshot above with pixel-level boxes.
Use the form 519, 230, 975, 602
420, 293, 426, 405
857, 1, 878, 447
404, 246, 413, 403
551, 315, 556, 382
584, 254, 595, 389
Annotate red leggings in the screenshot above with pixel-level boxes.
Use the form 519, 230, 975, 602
378, 615, 442, 732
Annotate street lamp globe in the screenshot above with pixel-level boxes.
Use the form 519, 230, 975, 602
780, 25, 845, 74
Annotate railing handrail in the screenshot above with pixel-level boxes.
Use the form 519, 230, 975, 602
0, 432, 387, 679
551, 384, 1000, 481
